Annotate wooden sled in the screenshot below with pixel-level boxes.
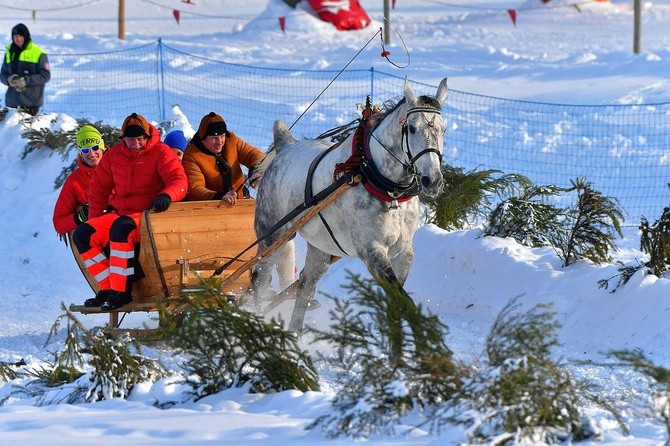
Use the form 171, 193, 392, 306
68, 177, 357, 335
68, 200, 257, 334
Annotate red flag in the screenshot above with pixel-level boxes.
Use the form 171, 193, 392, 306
392, 0, 396, 9
507, 9, 517, 27
278, 17, 286, 32
173, 10, 180, 24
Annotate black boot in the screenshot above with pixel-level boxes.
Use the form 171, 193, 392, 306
100, 291, 133, 311
84, 289, 113, 308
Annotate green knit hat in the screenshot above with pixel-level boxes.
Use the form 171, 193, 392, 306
76, 125, 105, 151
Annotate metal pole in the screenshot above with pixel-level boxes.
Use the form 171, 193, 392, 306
118, 0, 125, 40
383, 0, 391, 44
633, 0, 641, 54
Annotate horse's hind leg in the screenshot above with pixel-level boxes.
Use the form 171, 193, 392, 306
251, 240, 278, 307
251, 239, 296, 305
288, 243, 331, 333
276, 239, 296, 291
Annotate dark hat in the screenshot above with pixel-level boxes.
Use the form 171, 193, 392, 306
11, 23, 30, 40
197, 112, 228, 139
121, 113, 150, 138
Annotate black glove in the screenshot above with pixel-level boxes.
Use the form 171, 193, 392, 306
74, 203, 89, 225
248, 162, 262, 188
13, 76, 27, 92
152, 194, 171, 212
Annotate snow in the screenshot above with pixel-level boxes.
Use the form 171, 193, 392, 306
1, 0, 670, 444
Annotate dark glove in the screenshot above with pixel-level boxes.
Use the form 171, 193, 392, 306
152, 194, 171, 212
248, 162, 262, 188
11, 76, 27, 92
58, 233, 69, 247
74, 203, 89, 225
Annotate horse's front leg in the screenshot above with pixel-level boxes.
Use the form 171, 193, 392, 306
362, 246, 427, 360
389, 243, 415, 286
288, 243, 331, 333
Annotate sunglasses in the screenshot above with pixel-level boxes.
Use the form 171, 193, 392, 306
80, 145, 101, 154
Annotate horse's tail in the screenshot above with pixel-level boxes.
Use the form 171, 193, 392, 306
273, 120, 297, 153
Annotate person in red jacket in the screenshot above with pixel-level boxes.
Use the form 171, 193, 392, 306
52, 125, 106, 238
73, 113, 188, 311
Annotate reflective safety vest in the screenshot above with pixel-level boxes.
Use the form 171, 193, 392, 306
5, 41, 45, 64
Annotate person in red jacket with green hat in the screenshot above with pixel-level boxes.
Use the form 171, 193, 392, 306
73, 113, 188, 311
52, 125, 106, 238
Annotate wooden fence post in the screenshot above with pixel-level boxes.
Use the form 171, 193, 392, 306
118, 0, 125, 40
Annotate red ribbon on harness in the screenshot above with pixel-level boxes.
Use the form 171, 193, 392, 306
334, 113, 413, 204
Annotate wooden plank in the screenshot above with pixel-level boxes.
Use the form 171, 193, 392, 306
69, 302, 161, 314
137, 210, 167, 301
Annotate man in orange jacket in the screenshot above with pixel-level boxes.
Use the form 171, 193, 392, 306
52, 125, 106, 237
73, 113, 188, 311
182, 112, 265, 204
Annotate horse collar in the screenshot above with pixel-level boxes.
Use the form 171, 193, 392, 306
358, 121, 419, 207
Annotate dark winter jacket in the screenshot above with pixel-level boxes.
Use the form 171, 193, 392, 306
88, 123, 188, 218
1, 39, 51, 109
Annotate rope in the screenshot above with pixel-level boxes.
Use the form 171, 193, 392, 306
287, 28, 382, 132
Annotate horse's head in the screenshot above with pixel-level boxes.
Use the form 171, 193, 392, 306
401, 77, 448, 199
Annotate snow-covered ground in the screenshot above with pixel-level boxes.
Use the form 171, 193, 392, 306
1, 0, 670, 444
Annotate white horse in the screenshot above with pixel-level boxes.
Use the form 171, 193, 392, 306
253, 78, 448, 338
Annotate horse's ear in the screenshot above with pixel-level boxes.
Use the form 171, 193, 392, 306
403, 77, 417, 105
436, 78, 448, 105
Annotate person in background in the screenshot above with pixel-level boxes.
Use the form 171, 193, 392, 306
164, 129, 187, 161
73, 113, 187, 311
0, 23, 50, 116
182, 112, 265, 205
52, 125, 106, 239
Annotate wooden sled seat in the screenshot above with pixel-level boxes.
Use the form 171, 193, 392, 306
68, 199, 257, 333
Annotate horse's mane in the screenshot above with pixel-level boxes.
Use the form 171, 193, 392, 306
367, 94, 441, 129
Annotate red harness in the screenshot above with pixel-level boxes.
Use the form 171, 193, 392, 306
334, 119, 414, 204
